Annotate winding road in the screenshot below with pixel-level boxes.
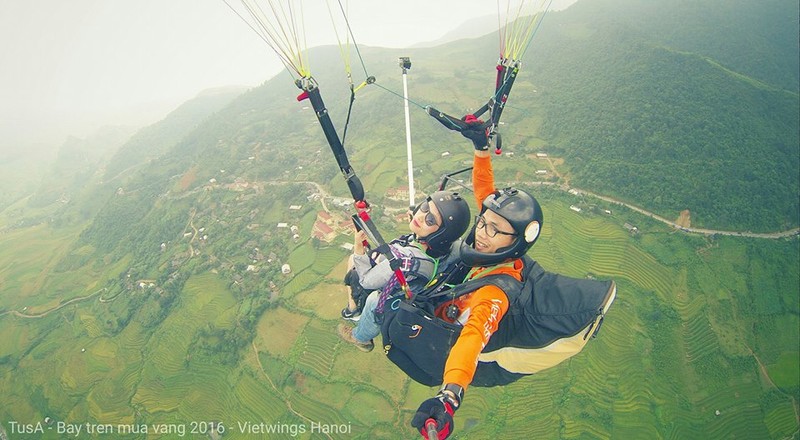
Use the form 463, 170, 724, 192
495, 180, 798, 240
0, 287, 106, 319
558, 185, 799, 239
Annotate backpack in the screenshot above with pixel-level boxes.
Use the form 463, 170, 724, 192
380, 255, 616, 387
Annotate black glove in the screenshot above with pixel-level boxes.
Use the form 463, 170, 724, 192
460, 114, 489, 151
411, 393, 458, 440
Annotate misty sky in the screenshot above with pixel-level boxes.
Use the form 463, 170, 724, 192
0, 0, 577, 150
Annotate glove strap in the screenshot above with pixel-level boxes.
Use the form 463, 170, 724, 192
438, 383, 464, 410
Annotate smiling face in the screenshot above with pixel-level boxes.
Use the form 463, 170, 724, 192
409, 200, 442, 237
473, 209, 517, 254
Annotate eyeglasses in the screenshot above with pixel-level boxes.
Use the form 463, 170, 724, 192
476, 215, 517, 238
418, 201, 439, 227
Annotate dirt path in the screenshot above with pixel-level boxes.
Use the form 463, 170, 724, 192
1, 288, 105, 319
545, 156, 567, 185
747, 346, 800, 430
676, 210, 691, 228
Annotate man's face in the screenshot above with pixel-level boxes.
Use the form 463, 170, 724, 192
474, 209, 516, 254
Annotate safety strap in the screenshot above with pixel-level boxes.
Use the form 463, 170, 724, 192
424, 272, 521, 303
487, 60, 520, 133
297, 80, 365, 202
296, 77, 411, 298
375, 246, 427, 315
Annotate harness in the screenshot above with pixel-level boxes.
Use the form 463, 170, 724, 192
373, 235, 436, 319
381, 255, 617, 387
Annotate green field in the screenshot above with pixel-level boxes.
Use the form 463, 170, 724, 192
1, 185, 797, 440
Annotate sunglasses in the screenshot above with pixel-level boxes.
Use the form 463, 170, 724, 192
418, 201, 439, 227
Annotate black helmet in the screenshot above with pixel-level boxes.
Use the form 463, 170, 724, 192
460, 187, 543, 267
416, 191, 471, 257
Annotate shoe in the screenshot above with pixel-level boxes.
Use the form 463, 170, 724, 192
337, 323, 374, 352
341, 307, 361, 322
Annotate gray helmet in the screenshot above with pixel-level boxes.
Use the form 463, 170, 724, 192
459, 187, 543, 267
416, 191, 471, 257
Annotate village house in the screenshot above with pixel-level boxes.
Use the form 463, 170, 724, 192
336, 218, 353, 233
330, 197, 352, 207
137, 280, 156, 289
227, 178, 251, 191
317, 210, 334, 224
394, 212, 411, 223
624, 223, 639, 234
385, 186, 410, 201
312, 220, 337, 243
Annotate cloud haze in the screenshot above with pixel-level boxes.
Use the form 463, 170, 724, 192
0, 0, 577, 150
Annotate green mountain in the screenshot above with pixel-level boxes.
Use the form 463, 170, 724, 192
528, 0, 799, 232
102, 87, 248, 182
25, 126, 135, 213
0, 88, 245, 233
0, 142, 60, 214
0, 1, 798, 439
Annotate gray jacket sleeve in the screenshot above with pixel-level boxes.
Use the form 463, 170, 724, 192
352, 253, 394, 290
352, 244, 434, 290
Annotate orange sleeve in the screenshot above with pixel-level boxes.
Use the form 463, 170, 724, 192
442, 285, 509, 390
473, 154, 496, 208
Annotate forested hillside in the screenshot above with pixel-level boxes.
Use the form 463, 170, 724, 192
526, 0, 799, 231
103, 87, 247, 180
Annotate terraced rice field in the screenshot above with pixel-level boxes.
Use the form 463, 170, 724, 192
296, 322, 340, 378
282, 268, 321, 297
312, 247, 349, 275
256, 307, 310, 357
1, 191, 797, 440
343, 390, 396, 427
287, 391, 352, 429
295, 280, 346, 320
330, 343, 411, 398
683, 315, 720, 362
86, 377, 135, 424
235, 370, 287, 423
